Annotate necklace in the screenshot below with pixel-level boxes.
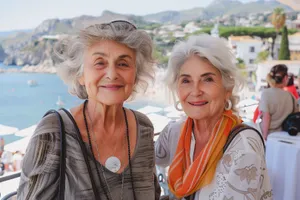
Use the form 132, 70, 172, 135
86, 110, 125, 173
83, 100, 136, 200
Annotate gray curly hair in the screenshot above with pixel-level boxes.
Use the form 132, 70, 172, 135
54, 20, 155, 99
164, 34, 245, 112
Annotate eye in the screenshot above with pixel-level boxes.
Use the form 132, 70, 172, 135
94, 59, 106, 68
204, 77, 214, 82
95, 62, 105, 66
118, 62, 129, 67
181, 78, 190, 84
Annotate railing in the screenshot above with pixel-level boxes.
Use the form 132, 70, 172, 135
0, 170, 169, 200
0, 133, 168, 199
0, 172, 20, 200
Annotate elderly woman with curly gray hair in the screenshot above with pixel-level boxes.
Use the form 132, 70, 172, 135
17, 20, 160, 200
155, 35, 272, 200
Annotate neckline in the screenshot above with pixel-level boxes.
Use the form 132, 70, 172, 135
62, 106, 141, 175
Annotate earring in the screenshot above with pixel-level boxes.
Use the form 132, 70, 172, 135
175, 101, 183, 111
224, 99, 232, 111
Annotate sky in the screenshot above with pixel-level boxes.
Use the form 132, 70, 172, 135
0, 0, 215, 31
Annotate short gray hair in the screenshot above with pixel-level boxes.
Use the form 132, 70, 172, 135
164, 34, 244, 112
54, 20, 155, 99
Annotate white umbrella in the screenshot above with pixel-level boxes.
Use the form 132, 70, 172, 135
137, 105, 163, 115
236, 98, 259, 108
14, 125, 37, 137
165, 111, 185, 119
163, 105, 177, 113
4, 135, 31, 154
0, 124, 19, 136
147, 113, 171, 134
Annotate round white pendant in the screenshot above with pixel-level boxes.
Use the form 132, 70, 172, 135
105, 156, 121, 173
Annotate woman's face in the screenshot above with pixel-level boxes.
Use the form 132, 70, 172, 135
79, 40, 136, 105
176, 55, 231, 120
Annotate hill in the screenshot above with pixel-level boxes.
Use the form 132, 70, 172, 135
143, 0, 293, 23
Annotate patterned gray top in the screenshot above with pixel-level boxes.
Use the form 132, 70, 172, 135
17, 110, 159, 200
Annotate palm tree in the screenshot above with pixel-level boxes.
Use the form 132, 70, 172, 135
270, 7, 286, 58
271, 7, 286, 31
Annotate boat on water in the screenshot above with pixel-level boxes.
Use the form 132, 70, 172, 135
56, 96, 64, 107
27, 80, 38, 87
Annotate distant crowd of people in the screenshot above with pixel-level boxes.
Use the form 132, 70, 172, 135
0, 137, 23, 176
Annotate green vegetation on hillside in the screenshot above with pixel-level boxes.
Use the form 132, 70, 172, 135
188, 26, 297, 39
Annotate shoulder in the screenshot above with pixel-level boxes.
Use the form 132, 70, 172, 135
34, 111, 64, 136
226, 126, 265, 157
132, 110, 153, 130
261, 88, 274, 97
168, 118, 185, 131
21, 112, 62, 176
159, 119, 185, 143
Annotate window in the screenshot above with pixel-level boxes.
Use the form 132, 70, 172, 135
249, 46, 255, 52
249, 59, 254, 64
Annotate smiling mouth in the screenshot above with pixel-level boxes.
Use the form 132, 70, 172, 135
188, 101, 208, 106
100, 85, 124, 89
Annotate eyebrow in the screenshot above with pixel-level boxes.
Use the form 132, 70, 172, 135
179, 72, 217, 78
92, 52, 133, 60
92, 52, 107, 57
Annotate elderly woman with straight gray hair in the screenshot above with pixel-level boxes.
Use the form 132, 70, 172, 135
155, 34, 272, 200
17, 20, 161, 200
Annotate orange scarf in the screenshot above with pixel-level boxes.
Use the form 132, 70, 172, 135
168, 110, 241, 198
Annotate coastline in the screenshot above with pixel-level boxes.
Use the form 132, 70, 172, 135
0, 65, 56, 74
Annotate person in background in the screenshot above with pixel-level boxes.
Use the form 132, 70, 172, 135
0, 137, 4, 157
155, 35, 272, 200
284, 73, 299, 100
12, 151, 23, 171
259, 64, 298, 140
1, 150, 13, 172
18, 20, 160, 200
0, 157, 4, 176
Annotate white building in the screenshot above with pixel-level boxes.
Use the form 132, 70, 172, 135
211, 23, 219, 38
173, 31, 185, 38
184, 22, 201, 34
228, 36, 263, 69
255, 60, 300, 92
160, 24, 182, 32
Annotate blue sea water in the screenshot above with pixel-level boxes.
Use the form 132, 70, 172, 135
0, 63, 166, 144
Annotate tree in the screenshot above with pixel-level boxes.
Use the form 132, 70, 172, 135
255, 51, 269, 63
236, 58, 247, 78
271, 8, 286, 32
271, 7, 286, 58
153, 46, 169, 67
278, 26, 290, 60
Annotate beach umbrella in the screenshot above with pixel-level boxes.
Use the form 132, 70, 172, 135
277, 0, 300, 10
137, 106, 163, 115
0, 124, 19, 136
236, 98, 259, 108
14, 125, 37, 137
4, 135, 31, 154
147, 113, 171, 135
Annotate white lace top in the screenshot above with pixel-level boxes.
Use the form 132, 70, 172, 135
155, 120, 273, 200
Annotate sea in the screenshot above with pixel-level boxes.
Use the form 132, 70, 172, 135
0, 63, 167, 144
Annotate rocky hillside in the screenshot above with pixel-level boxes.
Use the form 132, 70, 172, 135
0, 11, 148, 67
0, 0, 294, 68
0, 45, 7, 62
144, 0, 292, 23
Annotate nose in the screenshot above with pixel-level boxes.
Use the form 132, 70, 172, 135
105, 65, 118, 80
191, 83, 203, 96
